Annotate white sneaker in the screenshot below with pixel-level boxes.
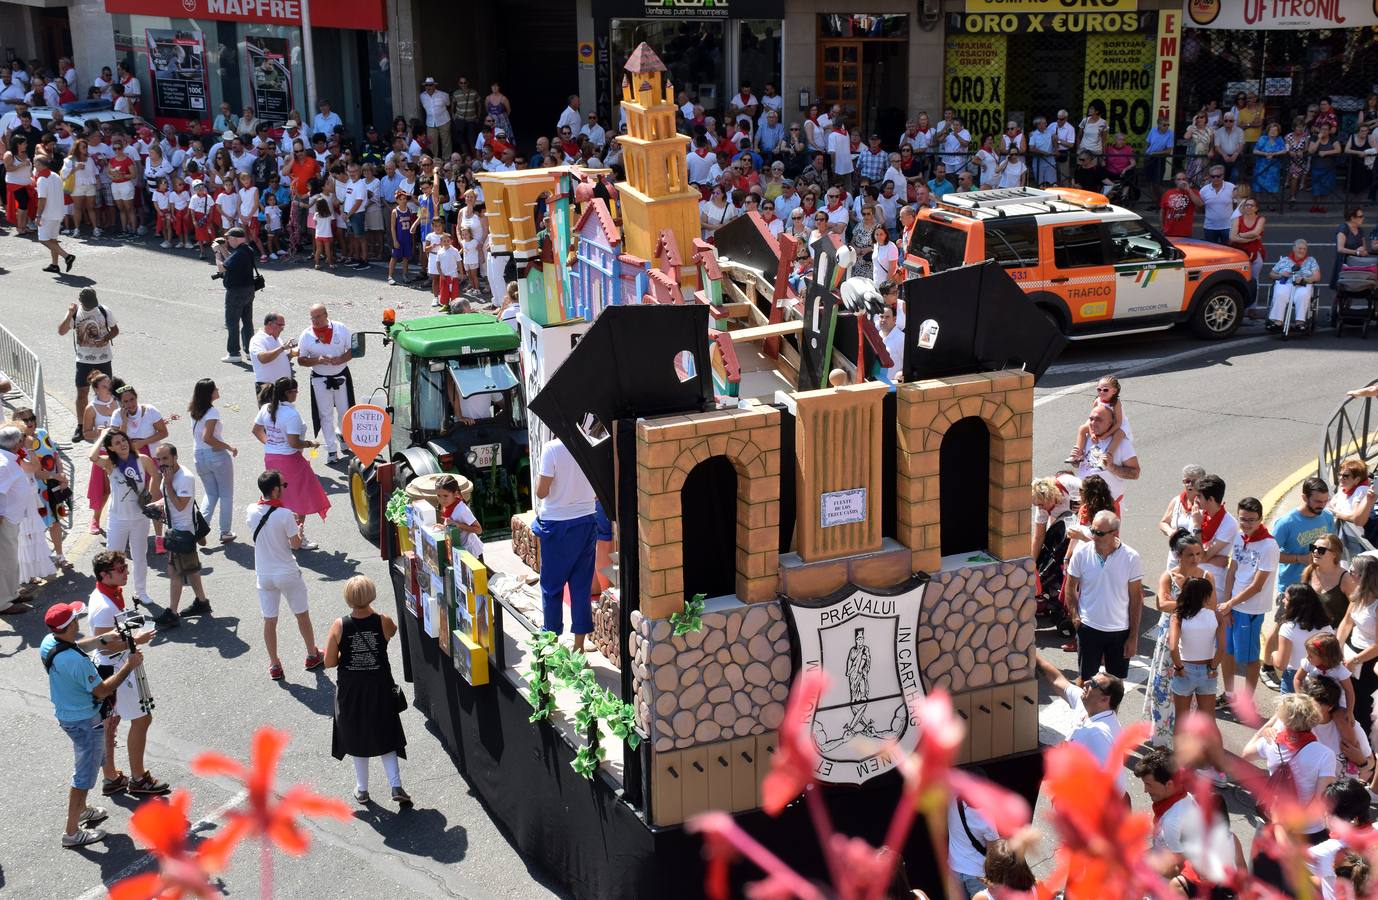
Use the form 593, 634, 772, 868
221, 354, 239, 363
62, 827, 107, 848
160, 240, 172, 248
93, 227, 104, 237
136, 225, 147, 235
181, 241, 191, 249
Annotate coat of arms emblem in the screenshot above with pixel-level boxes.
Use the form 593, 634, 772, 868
783, 580, 927, 785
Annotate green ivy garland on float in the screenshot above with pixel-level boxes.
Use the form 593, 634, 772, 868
384, 489, 411, 526
523, 631, 643, 779
669, 593, 706, 636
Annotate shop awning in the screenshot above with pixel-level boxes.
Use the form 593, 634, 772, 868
103, 0, 386, 32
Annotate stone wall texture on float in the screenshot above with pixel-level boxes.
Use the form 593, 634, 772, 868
592, 588, 621, 669
629, 601, 791, 753
919, 557, 1040, 762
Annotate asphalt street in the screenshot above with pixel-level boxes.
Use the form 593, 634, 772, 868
0, 211, 1372, 896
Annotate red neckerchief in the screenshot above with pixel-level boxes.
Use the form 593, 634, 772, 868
1178, 490, 1191, 509
1200, 504, 1226, 542
761, 213, 776, 224
1276, 728, 1317, 754
96, 581, 125, 611
1151, 785, 1189, 823
258, 498, 284, 507
439, 499, 459, 521
1242, 524, 1273, 545
738, 92, 750, 104
1078, 504, 1091, 526
311, 324, 334, 344
1056, 479, 1070, 497
826, 199, 843, 212
1344, 477, 1371, 498
12, 447, 26, 463
695, 147, 709, 158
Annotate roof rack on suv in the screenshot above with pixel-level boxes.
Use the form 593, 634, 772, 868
935, 186, 1112, 219
938, 188, 1057, 210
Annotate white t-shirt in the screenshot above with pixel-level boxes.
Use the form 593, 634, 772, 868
72, 304, 116, 365
164, 468, 196, 531
1258, 740, 1334, 833
1200, 181, 1236, 231
87, 587, 128, 667
436, 245, 461, 277
111, 404, 164, 452
1074, 432, 1137, 500
254, 403, 303, 455
685, 150, 717, 185
1200, 511, 1239, 589
35, 170, 65, 221
537, 439, 597, 522
249, 331, 292, 384
445, 501, 484, 559
297, 323, 351, 377
1061, 683, 1127, 793
1280, 623, 1334, 672
1066, 540, 1143, 632
1152, 793, 1198, 854
946, 798, 998, 878
1033, 473, 1082, 526
1229, 533, 1279, 614
1310, 829, 1378, 900
882, 326, 904, 382
192, 408, 222, 453
245, 503, 300, 578
216, 190, 240, 226
1300, 659, 1352, 704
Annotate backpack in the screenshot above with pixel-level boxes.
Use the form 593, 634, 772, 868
1260, 743, 1304, 818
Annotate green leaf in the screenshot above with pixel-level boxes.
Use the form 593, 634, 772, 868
384, 490, 411, 526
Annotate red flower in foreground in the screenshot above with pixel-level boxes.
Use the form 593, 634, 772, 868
108, 791, 233, 900
190, 727, 351, 856
1040, 720, 1178, 900
760, 669, 826, 815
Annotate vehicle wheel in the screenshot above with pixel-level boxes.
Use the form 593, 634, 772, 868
1037, 304, 1066, 336
1190, 285, 1243, 339
349, 459, 381, 543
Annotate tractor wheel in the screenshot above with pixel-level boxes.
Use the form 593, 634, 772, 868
349, 458, 381, 543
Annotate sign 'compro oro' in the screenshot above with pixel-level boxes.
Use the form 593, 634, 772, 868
784, 582, 927, 786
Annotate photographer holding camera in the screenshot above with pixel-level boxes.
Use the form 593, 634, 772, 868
88, 550, 170, 799
41, 598, 152, 848
218, 226, 259, 364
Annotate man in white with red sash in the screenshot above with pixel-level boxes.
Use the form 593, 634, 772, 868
296, 304, 354, 464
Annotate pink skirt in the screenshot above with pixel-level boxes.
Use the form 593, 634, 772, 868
87, 460, 109, 509
264, 451, 331, 518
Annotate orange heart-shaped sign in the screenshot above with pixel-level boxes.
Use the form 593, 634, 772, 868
342, 404, 392, 467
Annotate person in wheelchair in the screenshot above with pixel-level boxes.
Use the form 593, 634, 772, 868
1267, 238, 1321, 331
1103, 133, 1139, 206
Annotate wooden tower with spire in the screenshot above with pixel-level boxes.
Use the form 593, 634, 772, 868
615, 43, 699, 286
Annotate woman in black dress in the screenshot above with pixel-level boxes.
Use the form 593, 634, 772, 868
326, 575, 411, 806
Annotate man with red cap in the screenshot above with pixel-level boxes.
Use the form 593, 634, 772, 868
41, 600, 150, 847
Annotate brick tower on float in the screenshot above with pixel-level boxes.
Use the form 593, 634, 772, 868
615, 43, 700, 285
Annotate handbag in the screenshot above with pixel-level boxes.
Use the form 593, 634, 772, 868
393, 683, 409, 712
191, 501, 211, 543
164, 528, 197, 554
252, 258, 266, 291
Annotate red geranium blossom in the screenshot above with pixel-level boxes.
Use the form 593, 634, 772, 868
108, 791, 233, 900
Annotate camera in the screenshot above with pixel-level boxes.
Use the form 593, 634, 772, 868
140, 503, 165, 522
210, 272, 223, 281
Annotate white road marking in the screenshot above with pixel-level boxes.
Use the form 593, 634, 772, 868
73, 788, 248, 900
1034, 336, 1270, 408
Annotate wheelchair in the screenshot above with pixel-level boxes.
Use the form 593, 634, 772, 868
1035, 518, 1076, 638
1334, 256, 1378, 338
1277, 280, 1317, 341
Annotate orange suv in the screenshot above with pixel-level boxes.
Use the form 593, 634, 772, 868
907, 187, 1253, 340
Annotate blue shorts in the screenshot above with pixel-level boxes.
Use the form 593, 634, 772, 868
349, 212, 366, 236
594, 500, 612, 542
1279, 666, 1298, 695
59, 715, 105, 790
1227, 610, 1265, 665
1171, 662, 1218, 697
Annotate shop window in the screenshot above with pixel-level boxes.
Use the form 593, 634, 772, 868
819, 14, 908, 39
1052, 223, 1105, 269
737, 19, 782, 107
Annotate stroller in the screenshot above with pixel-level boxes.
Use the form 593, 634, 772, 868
1334, 255, 1378, 337
1035, 518, 1076, 637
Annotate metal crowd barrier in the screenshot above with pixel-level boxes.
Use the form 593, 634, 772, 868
1319, 380, 1378, 559
0, 322, 74, 529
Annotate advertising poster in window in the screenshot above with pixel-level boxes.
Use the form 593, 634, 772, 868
247, 37, 294, 126
144, 29, 207, 129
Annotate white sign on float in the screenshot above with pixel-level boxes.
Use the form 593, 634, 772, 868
784, 583, 926, 785
820, 488, 867, 528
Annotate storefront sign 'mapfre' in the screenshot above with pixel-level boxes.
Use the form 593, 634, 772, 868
1185, 0, 1378, 29
784, 583, 926, 785
104, 0, 384, 31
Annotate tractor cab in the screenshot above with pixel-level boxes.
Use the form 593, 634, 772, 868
349, 311, 530, 541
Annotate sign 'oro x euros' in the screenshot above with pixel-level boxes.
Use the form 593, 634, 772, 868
342, 404, 391, 467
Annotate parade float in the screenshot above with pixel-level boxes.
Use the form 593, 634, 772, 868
374, 43, 1067, 899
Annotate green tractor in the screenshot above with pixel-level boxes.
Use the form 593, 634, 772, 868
348, 311, 531, 543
